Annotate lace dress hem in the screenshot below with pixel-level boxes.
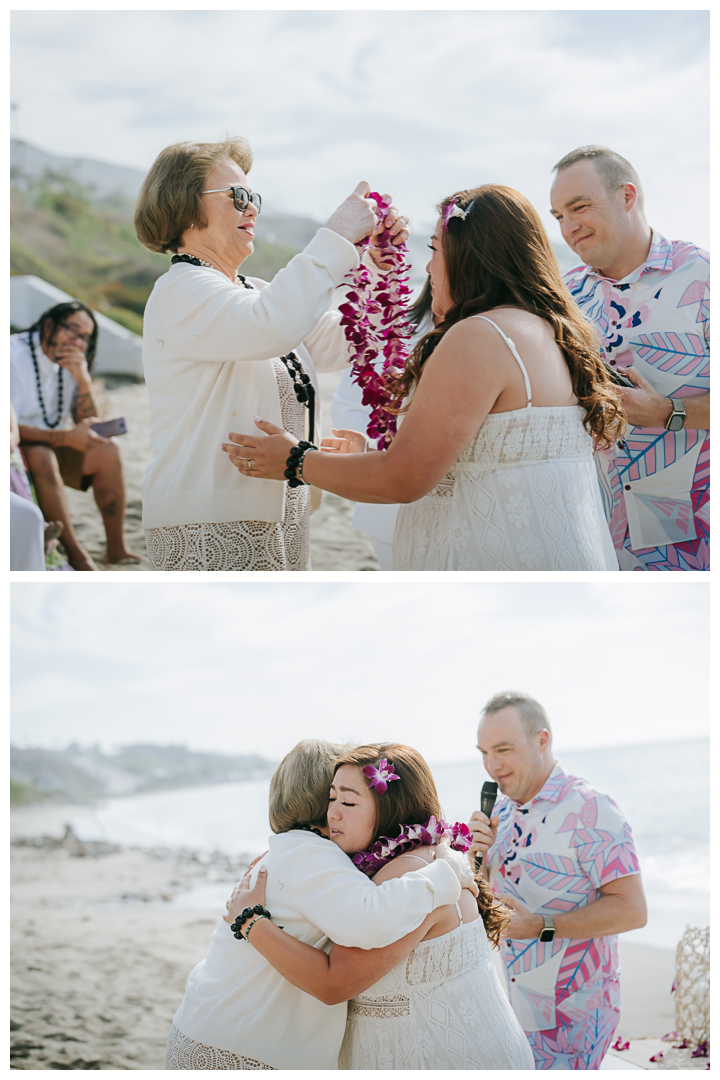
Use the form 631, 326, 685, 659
165, 1025, 275, 1070
146, 360, 310, 571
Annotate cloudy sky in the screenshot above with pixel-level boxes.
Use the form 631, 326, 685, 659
11, 581, 708, 764
10, 9, 710, 250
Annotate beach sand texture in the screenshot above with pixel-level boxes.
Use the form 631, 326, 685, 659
66, 370, 380, 571
11, 828, 697, 1072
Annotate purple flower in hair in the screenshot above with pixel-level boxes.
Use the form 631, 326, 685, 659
363, 759, 400, 794
441, 197, 475, 233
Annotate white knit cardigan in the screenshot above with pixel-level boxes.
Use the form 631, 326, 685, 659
171, 830, 461, 1070
141, 228, 359, 530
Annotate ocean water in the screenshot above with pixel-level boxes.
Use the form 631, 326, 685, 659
64, 738, 709, 950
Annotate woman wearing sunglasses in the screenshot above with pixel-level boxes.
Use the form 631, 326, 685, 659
134, 137, 407, 570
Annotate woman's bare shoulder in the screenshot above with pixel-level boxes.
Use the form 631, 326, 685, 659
480, 306, 550, 338
372, 848, 435, 884
433, 315, 508, 358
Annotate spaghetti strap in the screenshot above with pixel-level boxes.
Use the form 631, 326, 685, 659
472, 315, 533, 407
455, 901, 463, 925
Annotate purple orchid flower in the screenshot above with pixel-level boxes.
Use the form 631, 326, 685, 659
449, 821, 473, 853
441, 197, 474, 233
363, 759, 400, 794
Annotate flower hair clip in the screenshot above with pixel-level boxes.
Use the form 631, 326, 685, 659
363, 759, 400, 794
442, 198, 475, 233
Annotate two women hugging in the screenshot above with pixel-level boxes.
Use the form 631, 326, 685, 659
165, 741, 534, 1071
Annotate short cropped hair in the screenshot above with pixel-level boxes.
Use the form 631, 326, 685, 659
268, 739, 351, 834
481, 691, 552, 743
553, 144, 645, 213
134, 137, 253, 254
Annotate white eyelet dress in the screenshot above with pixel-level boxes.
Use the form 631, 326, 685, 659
338, 858, 534, 1071
392, 317, 619, 571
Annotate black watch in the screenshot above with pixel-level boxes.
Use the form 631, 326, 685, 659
539, 915, 555, 942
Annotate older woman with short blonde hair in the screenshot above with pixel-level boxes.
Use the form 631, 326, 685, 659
134, 138, 406, 570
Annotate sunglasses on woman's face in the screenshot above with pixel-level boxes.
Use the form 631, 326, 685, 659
201, 185, 262, 213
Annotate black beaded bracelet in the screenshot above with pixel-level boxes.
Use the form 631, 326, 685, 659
284, 440, 317, 488
230, 904, 283, 940
230, 903, 271, 939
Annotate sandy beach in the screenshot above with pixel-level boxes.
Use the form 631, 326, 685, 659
10, 805, 705, 1072
67, 369, 380, 572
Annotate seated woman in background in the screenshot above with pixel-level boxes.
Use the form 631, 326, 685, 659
165, 740, 470, 1070
224, 185, 624, 571
134, 138, 408, 571
226, 743, 534, 1070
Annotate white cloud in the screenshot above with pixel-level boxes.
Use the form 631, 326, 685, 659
11, 582, 709, 763
10, 10, 709, 248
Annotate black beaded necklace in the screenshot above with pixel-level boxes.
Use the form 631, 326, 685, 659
172, 253, 316, 442
28, 332, 64, 429
294, 824, 330, 839
278, 353, 316, 444
171, 252, 255, 290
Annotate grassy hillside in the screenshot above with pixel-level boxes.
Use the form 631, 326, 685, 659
10, 171, 302, 335
10, 743, 276, 804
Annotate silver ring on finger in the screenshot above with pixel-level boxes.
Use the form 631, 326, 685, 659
247, 458, 253, 471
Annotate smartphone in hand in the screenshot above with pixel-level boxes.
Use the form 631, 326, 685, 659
91, 417, 128, 438
603, 363, 634, 389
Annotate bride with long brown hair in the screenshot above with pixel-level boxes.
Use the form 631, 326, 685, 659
224, 184, 623, 570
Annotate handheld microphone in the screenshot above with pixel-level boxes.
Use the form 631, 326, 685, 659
474, 781, 498, 872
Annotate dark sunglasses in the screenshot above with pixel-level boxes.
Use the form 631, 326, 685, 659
201, 185, 262, 213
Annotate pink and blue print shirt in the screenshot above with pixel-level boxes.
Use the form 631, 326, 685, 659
486, 764, 640, 1033
564, 233, 709, 560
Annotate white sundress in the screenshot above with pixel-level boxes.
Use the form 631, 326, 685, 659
338, 859, 534, 1071
392, 316, 619, 571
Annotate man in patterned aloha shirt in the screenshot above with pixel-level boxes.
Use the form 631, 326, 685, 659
550, 145, 709, 571
468, 692, 646, 1070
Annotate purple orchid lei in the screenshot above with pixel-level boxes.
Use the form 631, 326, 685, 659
338, 192, 414, 450
351, 816, 473, 876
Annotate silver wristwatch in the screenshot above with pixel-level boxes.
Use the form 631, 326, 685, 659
665, 398, 686, 432
539, 915, 555, 942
